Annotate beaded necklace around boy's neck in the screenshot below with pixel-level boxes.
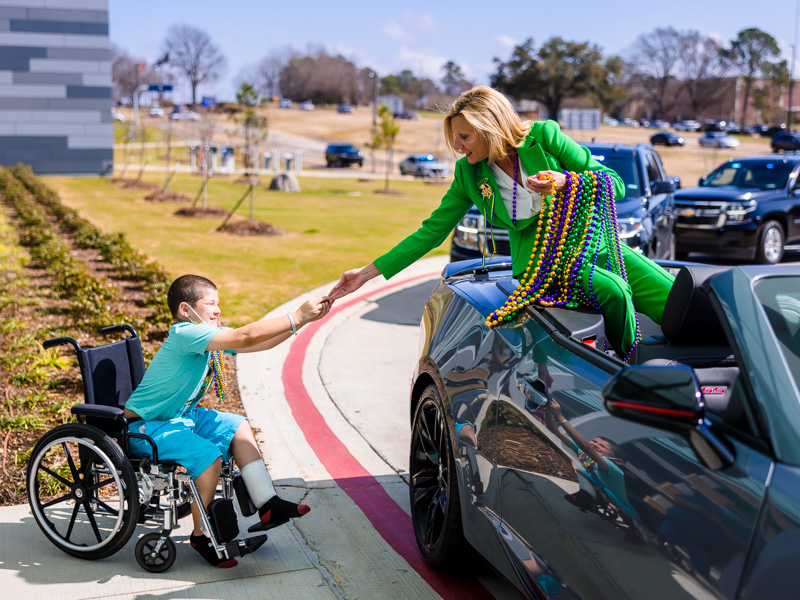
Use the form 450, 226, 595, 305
174, 318, 227, 400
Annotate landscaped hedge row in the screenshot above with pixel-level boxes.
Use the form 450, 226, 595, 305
10, 164, 172, 329
0, 168, 124, 330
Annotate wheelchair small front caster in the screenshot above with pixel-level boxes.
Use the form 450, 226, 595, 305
135, 532, 176, 572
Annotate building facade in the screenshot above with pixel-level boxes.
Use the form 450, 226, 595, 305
0, 0, 111, 175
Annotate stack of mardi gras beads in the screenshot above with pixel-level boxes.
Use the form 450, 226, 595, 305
486, 170, 632, 334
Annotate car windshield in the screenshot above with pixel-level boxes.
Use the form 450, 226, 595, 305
754, 276, 800, 390
588, 152, 640, 200
702, 160, 794, 190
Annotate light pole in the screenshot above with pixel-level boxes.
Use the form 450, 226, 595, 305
369, 71, 378, 172
790, 0, 799, 128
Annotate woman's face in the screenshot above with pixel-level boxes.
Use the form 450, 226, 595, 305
451, 114, 489, 164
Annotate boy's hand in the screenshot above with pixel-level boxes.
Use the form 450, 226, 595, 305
296, 296, 332, 326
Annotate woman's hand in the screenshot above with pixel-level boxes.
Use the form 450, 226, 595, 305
328, 263, 380, 301
295, 296, 332, 327
526, 170, 566, 195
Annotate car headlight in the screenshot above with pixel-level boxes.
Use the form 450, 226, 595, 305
725, 200, 756, 222
617, 218, 643, 240
454, 214, 483, 250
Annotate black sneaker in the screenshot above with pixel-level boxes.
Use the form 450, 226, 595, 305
248, 496, 311, 533
189, 533, 238, 568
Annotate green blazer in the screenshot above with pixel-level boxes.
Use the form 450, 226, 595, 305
373, 120, 625, 279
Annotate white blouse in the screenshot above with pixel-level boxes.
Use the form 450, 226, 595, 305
490, 160, 543, 222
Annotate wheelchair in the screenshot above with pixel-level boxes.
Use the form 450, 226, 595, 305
26, 324, 269, 572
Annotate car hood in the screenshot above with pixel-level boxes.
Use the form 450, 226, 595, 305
675, 186, 779, 201
614, 196, 647, 219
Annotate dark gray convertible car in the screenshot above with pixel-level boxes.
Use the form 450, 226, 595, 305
408, 257, 800, 599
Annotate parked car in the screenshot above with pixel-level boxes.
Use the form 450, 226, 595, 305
394, 110, 419, 120
170, 109, 200, 121
148, 104, 164, 118
674, 155, 800, 264
619, 118, 640, 128
603, 116, 619, 127
762, 124, 787, 138
771, 132, 800, 152
451, 143, 678, 262
410, 255, 800, 600
698, 132, 740, 148
278, 98, 293, 108
324, 143, 363, 167
673, 120, 701, 131
337, 103, 355, 114
398, 154, 448, 177
299, 100, 314, 111
649, 119, 672, 130
650, 132, 685, 147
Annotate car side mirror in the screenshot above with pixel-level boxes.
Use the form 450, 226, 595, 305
699, 176, 707, 186
651, 180, 676, 195
669, 175, 681, 189
602, 366, 734, 470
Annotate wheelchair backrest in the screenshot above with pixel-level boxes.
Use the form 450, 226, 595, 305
76, 335, 146, 408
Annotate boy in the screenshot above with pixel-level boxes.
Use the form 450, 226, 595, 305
124, 274, 331, 568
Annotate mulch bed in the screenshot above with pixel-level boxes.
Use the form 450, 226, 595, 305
144, 190, 192, 203
174, 206, 229, 218
218, 220, 285, 236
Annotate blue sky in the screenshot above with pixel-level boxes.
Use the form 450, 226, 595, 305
110, 0, 800, 102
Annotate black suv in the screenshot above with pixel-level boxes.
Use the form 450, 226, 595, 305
674, 155, 800, 264
771, 132, 800, 152
325, 143, 363, 168
451, 142, 679, 262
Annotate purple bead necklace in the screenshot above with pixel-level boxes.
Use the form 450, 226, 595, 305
511, 148, 519, 226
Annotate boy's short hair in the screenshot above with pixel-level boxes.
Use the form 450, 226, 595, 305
167, 274, 217, 319
598, 436, 626, 463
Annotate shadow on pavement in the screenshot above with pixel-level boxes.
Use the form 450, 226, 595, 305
360, 280, 440, 326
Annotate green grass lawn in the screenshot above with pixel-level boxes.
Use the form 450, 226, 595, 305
44, 172, 452, 326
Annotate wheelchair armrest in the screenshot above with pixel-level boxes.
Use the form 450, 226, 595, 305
71, 404, 125, 420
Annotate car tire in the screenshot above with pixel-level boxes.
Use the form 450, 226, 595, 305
409, 384, 467, 570
326, 161, 334, 168
755, 220, 785, 265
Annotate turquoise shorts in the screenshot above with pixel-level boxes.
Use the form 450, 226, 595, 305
127, 407, 247, 478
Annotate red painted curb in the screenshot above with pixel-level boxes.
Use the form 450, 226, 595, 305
281, 272, 493, 599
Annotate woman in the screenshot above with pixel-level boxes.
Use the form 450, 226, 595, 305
328, 86, 674, 359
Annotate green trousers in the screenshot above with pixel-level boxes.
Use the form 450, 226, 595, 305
581, 244, 675, 357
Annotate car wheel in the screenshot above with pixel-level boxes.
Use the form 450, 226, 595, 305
326, 161, 334, 168
755, 220, 785, 265
409, 384, 467, 570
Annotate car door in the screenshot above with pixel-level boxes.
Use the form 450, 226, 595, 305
643, 149, 675, 257
492, 311, 772, 600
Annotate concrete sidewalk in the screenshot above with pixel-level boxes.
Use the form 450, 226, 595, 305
0, 255, 493, 600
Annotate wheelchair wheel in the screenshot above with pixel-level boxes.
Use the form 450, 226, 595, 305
26, 424, 139, 560
135, 532, 176, 572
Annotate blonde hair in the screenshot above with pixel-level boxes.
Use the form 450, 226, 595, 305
444, 86, 532, 164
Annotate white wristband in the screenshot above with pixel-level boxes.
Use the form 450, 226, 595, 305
287, 312, 298, 335
557, 419, 567, 426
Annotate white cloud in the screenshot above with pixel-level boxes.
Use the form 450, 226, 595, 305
496, 34, 518, 49
383, 22, 414, 41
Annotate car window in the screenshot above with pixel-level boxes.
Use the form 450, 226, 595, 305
755, 277, 800, 390
589, 152, 640, 199
644, 152, 663, 186
703, 160, 794, 189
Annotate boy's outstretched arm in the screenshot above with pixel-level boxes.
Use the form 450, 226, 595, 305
207, 296, 331, 353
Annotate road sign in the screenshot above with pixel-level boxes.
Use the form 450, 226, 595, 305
148, 84, 173, 92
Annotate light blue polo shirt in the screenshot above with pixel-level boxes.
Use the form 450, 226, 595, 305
126, 322, 233, 422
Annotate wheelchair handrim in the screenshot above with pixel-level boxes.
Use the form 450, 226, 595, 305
29, 436, 127, 553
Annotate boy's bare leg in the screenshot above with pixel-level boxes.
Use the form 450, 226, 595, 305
191, 457, 222, 535
230, 421, 261, 467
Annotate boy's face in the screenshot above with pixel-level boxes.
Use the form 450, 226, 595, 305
183, 288, 221, 327
589, 437, 616, 459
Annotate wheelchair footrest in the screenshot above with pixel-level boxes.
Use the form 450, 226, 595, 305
207, 498, 239, 543
226, 534, 268, 558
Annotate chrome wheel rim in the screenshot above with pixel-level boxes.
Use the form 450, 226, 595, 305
764, 227, 783, 263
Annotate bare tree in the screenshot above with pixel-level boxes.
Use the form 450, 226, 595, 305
162, 24, 226, 106
111, 43, 159, 102
627, 27, 683, 119
676, 32, 731, 118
